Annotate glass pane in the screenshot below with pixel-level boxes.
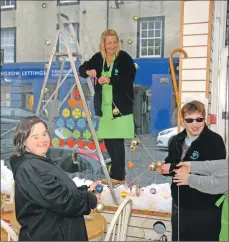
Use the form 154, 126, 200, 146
148, 39, 154, 47
155, 30, 161, 38
141, 30, 147, 38
148, 47, 154, 55
141, 22, 147, 30
148, 30, 154, 38
141, 47, 147, 56
155, 46, 161, 56
148, 39, 154, 46
141, 39, 147, 47
9, 37, 14, 45
155, 39, 161, 47
155, 21, 161, 29
148, 22, 154, 30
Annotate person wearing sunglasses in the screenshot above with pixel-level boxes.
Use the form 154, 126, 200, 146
157, 100, 226, 241
173, 159, 228, 241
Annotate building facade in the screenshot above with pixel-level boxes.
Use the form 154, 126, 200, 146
1, 0, 228, 144
1, 0, 181, 63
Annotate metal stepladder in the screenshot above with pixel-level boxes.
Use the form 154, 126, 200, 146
35, 13, 118, 205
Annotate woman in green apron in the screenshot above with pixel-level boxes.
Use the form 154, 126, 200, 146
174, 159, 228, 241
79, 29, 136, 183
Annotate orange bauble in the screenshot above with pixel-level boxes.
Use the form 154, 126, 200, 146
68, 98, 77, 108
127, 161, 133, 170
88, 141, 96, 150
77, 139, 86, 149
67, 139, 75, 148
59, 139, 65, 147
100, 142, 107, 152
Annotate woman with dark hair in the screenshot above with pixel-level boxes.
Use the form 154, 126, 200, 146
10, 116, 100, 241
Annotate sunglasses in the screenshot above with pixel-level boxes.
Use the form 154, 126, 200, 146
184, 117, 205, 123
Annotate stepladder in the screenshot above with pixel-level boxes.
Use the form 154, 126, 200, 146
35, 12, 118, 205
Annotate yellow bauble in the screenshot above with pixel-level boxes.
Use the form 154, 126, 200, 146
155, 161, 163, 168
121, 191, 127, 198
112, 107, 120, 115
62, 108, 70, 118
148, 162, 156, 172
127, 39, 133, 45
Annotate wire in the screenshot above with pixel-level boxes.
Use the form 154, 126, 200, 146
112, 101, 157, 162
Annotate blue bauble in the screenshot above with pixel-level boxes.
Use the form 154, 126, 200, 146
95, 184, 103, 193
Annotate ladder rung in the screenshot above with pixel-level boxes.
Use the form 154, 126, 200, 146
42, 100, 55, 102
55, 52, 78, 57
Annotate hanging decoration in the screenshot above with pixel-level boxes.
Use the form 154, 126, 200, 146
133, 15, 139, 21
62, 108, 70, 118
95, 184, 103, 193
83, 129, 92, 140
67, 139, 75, 148
72, 130, 81, 139
73, 89, 80, 99
95, 203, 104, 213
68, 98, 77, 108
127, 161, 133, 170
127, 39, 133, 45
112, 107, 120, 115
56, 118, 65, 127
66, 118, 75, 129
72, 108, 81, 118
88, 141, 96, 150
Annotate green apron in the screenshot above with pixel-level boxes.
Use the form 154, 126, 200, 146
216, 194, 228, 241
97, 55, 134, 139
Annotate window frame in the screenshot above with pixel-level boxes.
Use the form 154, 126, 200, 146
137, 16, 165, 58
225, 2, 229, 46
0, 27, 16, 63
57, 0, 80, 6
0, 0, 16, 10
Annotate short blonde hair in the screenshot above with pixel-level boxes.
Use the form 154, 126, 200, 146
181, 100, 206, 118
99, 29, 120, 59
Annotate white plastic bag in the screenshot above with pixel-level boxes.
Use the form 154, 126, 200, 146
1, 160, 14, 195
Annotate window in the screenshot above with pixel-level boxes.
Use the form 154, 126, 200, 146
57, 0, 79, 6
58, 23, 79, 60
21, 84, 33, 110
137, 16, 165, 58
1, 28, 16, 63
0, 0, 16, 10
1, 85, 11, 107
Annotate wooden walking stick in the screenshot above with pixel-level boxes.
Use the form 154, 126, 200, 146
169, 48, 188, 131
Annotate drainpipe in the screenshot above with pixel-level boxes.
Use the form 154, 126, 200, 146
106, 0, 109, 29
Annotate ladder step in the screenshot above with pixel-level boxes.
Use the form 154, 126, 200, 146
42, 100, 55, 102
55, 52, 79, 57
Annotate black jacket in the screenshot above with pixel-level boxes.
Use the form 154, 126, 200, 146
79, 50, 136, 118
10, 152, 97, 241
164, 125, 226, 209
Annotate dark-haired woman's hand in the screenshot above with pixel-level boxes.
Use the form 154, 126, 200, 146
88, 180, 103, 192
